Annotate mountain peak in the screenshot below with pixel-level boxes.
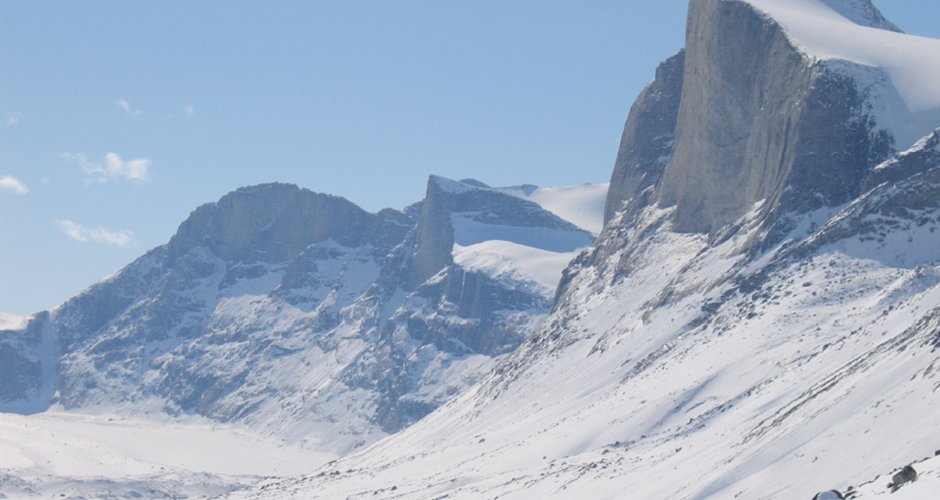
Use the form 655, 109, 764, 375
816, 0, 900, 31
603, 0, 940, 235
167, 183, 374, 263
427, 175, 487, 194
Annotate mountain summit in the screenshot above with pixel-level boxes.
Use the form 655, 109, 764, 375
610, 0, 940, 235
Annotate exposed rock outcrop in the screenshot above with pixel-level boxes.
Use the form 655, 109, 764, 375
604, 51, 684, 224
167, 183, 407, 264
603, 0, 898, 238
864, 128, 940, 191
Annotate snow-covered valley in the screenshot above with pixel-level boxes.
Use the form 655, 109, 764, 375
0, 411, 330, 498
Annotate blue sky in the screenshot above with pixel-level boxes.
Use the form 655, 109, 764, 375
2, 1, 939, 316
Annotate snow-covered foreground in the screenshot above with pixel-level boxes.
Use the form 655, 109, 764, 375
0, 411, 332, 498
853, 452, 940, 498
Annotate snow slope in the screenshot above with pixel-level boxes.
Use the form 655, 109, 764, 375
746, 0, 940, 147
0, 411, 330, 498
232, 167, 940, 499
852, 452, 940, 498
500, 183, 609, 235
439, 177, 603, 299
0, 312, 26, 331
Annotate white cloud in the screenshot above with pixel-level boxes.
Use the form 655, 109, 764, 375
63, 152, 152, 183
0, 176, 28, 195
182, 104, 194, 117
56, 219, 133, 247
5, 112, 22, 126
115, 98, 141, 116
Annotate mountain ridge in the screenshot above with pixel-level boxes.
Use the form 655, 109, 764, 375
0, 175, 604, 458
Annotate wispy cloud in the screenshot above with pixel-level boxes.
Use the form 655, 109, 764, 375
115, 98, 142, 116
182, 104, 194, 117
5, 112, 22, 126
63, 152, 152, 183
0, 176, 28, 195
56, 219, 133, 247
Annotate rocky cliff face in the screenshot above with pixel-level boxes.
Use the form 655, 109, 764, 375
607, 0, 896, 236
864, 127, 940, 190
167, 184, 392, 264
604, 51, 684, 224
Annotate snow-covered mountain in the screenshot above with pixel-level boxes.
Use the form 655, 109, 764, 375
6, 0, 940, 498
230, 1, 940, 498
0, 177, 602, 460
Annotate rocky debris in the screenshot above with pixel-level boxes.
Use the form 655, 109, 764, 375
812, 490, 844, 500
888, 464, 918, 492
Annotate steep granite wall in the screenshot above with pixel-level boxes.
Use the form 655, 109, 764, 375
609, 0, 893, 235
604, 51, 685, 224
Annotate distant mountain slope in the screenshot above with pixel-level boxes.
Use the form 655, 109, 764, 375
0, 177, 603, 458
497, 182, 609, 235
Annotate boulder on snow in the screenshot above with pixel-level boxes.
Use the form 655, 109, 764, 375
889, 465, 918, 491
812, 490, 844, 500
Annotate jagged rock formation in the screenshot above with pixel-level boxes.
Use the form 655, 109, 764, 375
820, 0, 900, 31
604, 51, 684, 224
864, 127, 940, 190
0, 178, 600, 451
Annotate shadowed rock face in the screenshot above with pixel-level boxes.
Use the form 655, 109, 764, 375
605, 51, 685, 224
0, 345, 40, 401
408, 177, 457, 288
608, 0, 894, 236
864, 128, 940, 191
